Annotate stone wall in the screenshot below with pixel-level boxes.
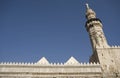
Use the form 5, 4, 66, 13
96, 46, 120, 74
0, 62, 102, 78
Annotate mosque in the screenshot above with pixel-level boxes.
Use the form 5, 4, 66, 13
0, 4, 120, 78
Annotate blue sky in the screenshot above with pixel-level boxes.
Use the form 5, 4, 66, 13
0, 0, 120, 63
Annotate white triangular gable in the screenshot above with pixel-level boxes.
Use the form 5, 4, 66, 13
36, 57, 49, 65
65, 56, 80, 65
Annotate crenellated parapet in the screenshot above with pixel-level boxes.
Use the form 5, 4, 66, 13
0, 57, 102, 78
0, 62, 34, 65
0, 62, 100, 66
110, 45, 120, 48
0, 57, 100, 67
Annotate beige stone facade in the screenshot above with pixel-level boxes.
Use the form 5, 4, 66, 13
0, 4, 120, 78
0, 61, 101, 78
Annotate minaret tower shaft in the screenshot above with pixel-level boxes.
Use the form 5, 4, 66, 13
85, 3, 109, 51
85, 4, 120, 75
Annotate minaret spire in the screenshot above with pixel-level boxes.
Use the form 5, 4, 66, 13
85, 3, 96, 20
86, 3, 90, 9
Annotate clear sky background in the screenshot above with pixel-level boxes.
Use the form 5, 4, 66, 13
0, 0, 120, 63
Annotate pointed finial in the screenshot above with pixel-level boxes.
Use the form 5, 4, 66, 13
86, 3, 89, 9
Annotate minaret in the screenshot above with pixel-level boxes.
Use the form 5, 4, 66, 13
85, 3, 109, 51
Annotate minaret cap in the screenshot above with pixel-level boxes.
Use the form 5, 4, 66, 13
86, 3, 90, 9
85, 3, 96, 19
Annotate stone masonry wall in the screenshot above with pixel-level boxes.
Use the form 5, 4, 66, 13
0, 62, 102, 78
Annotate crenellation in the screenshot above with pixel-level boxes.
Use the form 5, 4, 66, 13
0, 60, 102, 77
4, 62, 7, 64
96, 62, 100, 65
110, 45, 120, 48
93, 62, 96, 65
50, 62, 53, 65
0, 62, 35, 65
15, 62, 19, 65
83, 62, 86, 66
27, 62, 31, 65
111, 46, 114, 48
115, 45, 117, 48
0, 62, 3, 64
21, 62, 25, 65
0, 62, 101, 67
60, 63, 64, 65
24, 62, 27, 65
90, 62, 93, 65
53, 63, 57, 65
57, 62, 60, 65
0, 61, 101, 67
86, 62, 89, 66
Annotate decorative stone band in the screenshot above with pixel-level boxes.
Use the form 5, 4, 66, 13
85, 18, 102, 32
